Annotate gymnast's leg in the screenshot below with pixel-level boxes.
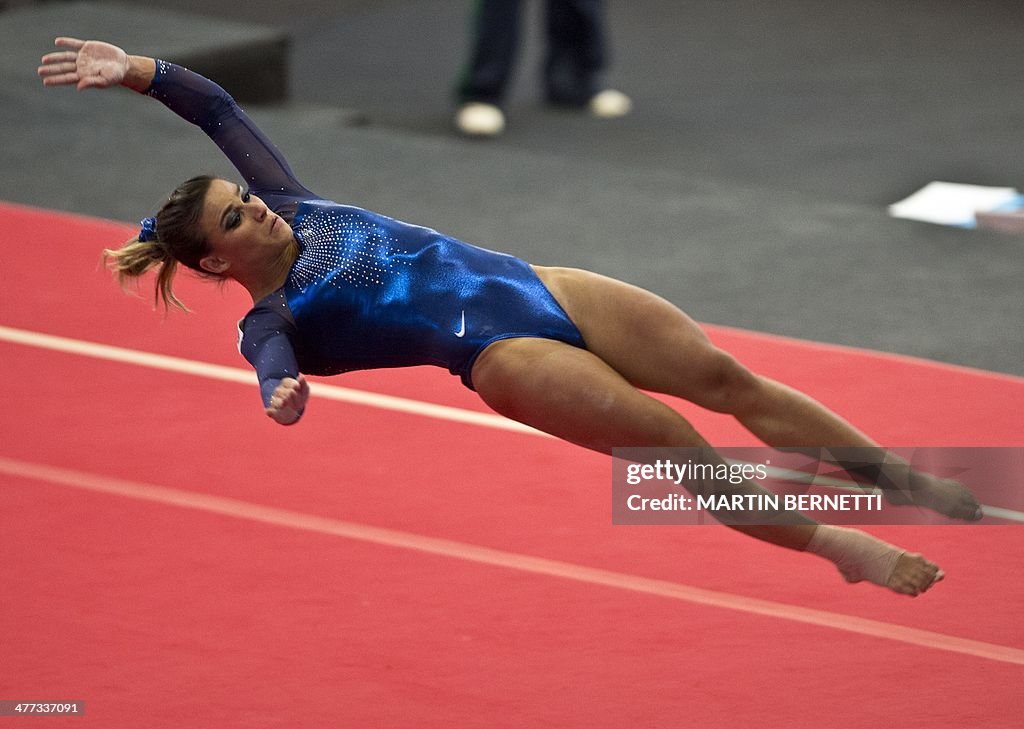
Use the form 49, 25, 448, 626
533, 266, 981, 521
470, 337, 942, 596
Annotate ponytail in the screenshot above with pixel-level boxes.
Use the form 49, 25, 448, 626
103, 237, 189, 312
103, 175, 217, 313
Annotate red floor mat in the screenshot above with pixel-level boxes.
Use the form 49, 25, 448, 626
1, 202, 1021, 728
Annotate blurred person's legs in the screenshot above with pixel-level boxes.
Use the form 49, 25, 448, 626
545, 0, 631, 117
455, 0, 522, 136
457, 0, 522, 106
544, 0, 604, 106
454, 0, 630, 136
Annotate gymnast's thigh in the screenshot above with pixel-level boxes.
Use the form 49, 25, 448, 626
469, 336, 699, 453
529, 265, 737, 398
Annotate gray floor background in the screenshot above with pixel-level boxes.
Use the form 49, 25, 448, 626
3, 0, 1022, 376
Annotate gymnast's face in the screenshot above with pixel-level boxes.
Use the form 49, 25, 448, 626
197, 178, 294, 275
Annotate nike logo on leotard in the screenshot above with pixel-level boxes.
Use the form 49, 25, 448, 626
454, 310, 466, 338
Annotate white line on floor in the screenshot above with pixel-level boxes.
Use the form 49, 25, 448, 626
1, 454, 1022, 667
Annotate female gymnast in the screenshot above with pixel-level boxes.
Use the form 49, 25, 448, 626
38, 37, 982, 597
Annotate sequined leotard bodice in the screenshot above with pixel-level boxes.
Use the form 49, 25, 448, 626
145, 62, 585, 412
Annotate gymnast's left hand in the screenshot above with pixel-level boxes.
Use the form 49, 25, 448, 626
37, 37, 129, 91
266, 374, 310, 426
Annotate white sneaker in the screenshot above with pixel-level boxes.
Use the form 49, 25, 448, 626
588, 89, 632, 118
454, 102, 506, 137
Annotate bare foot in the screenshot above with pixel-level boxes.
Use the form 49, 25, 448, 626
883, 471, 983, 521
809, 526, 944, 596
884, 552, 944, 597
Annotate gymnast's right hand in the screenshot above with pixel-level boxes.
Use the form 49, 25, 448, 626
38, 37, 129, 91
266, 375, 310, 426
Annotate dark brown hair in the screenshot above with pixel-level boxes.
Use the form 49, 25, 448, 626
103, 175, 221, 311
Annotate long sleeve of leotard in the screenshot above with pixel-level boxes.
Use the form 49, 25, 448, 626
238, 290, 303, 412
143, 61, 316, 213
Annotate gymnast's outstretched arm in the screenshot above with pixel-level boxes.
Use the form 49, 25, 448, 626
38, 37, 315, 210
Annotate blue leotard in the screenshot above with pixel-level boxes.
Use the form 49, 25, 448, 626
145, 62, 586, 411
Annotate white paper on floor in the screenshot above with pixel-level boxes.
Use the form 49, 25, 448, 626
888, 181, 1024, 227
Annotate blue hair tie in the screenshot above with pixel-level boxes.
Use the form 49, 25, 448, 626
138, 216, 158, 242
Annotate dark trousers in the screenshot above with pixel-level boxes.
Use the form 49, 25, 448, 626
457, 0, 608, 107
